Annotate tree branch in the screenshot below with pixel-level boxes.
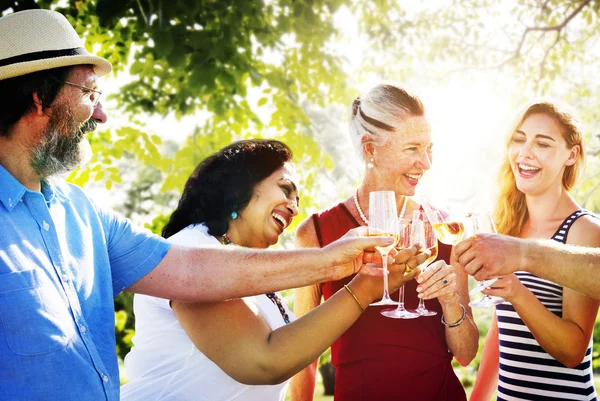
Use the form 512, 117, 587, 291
525, 0, 591, 32
497, 0, 591, 74
535, 31, 562, 93
135, 0, 148, 25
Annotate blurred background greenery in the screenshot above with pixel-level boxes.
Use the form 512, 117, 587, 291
3, 0, 600, 397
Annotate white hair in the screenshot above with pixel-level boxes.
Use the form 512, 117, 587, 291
348, 83, 425, 160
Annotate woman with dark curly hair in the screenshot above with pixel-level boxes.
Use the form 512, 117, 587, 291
121, 139, 428, 401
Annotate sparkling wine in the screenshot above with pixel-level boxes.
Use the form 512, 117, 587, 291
432, 222, 464, 245
368, 232, 400, 254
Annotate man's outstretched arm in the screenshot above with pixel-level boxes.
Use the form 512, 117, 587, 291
126, 229, 399, 302
455, 233, 600, 300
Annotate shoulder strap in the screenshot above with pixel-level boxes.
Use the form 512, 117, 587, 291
551, 209, 598, 244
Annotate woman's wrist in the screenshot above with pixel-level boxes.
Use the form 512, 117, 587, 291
438, 292, 460, 308
441, 304, 467, 328
506, 283, 528, 308
348, 276, 377, 306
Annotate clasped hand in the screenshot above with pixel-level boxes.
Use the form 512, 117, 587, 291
480, 274, 526, 304
415, 260, 457, 304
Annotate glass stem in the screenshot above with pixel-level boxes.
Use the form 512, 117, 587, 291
397, 284, 405, 310
381, 255, 390, 300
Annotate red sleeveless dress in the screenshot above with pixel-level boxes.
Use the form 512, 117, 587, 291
314, 203, 466, 401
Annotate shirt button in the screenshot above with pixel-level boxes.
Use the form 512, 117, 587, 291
80, 325, 87, 334
62, 274, 69, 282
42, 221, 50, 231
102, 374, 109, 382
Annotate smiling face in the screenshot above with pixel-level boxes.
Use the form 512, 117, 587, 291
368, 116, 432, 196
508, 113, 579, 196
228, 162, 299, 248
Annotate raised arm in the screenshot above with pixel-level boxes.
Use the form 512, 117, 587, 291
455, 233, 600, 300
482, 216, 600, 367
171, 243, 426, 386
416, 257, 479, 366
126, 230, 394, 303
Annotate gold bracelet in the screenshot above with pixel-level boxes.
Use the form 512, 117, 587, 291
343, 284, 365, 313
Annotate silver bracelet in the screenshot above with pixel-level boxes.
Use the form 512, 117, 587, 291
441, 304, 466, 328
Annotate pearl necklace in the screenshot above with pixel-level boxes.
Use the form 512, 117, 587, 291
353, 189, 407, 225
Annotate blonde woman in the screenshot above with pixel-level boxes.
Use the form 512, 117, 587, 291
470, 101, 600, 400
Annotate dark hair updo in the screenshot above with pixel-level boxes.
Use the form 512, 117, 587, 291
162, 139, 293, 239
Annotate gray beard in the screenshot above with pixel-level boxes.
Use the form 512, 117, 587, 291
30, 105, 97, 178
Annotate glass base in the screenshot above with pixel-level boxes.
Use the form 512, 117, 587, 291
469, 278, 499, 295
370, 298, 399, 306
469, 295, 504, 308
415, 307, 437, 316
381, 306, 419, 319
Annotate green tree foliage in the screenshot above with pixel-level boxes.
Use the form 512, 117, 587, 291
4, 0, 600, 382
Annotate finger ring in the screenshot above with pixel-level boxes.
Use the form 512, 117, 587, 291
442, 278, 449, 285
404, 262, 412, 273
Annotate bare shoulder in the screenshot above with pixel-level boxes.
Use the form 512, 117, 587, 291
566, 213, 600, 247
295, 214, 320, 248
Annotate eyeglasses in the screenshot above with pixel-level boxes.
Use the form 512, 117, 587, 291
63, 81, 103, 107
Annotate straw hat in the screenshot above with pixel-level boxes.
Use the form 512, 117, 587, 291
0, 9, 112, 80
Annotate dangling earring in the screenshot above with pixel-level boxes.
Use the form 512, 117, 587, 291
367, 157, 375, 169
231, 211, 238, 220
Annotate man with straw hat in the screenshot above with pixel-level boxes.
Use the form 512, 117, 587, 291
0, 8, 416, 400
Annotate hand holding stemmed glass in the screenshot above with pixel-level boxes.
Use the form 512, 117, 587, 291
368, 191, 401, 306
463, 212, 504, 308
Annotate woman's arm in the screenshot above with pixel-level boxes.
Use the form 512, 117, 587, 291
171, 247, 422, 385
290, 217, 323, 401
483, 216, 600, 367
417, 258, 479, 366
469, 313, 499, 401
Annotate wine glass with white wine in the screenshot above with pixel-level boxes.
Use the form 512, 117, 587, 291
421, 196, 465, 247
368, 191, 401, 306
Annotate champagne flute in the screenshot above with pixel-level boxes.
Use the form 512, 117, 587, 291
465, 212, 504, 308
411, 210, 439, 316
368, 191, 401, 306
381, 219, 419, 318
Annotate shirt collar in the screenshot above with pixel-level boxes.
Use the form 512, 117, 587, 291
0, 165, 58, 211
0, 165, 27, 211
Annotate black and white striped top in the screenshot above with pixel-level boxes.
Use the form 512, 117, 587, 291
497, 209, 598, 401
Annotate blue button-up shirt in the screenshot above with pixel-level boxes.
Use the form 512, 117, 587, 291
0, 166, 170, 400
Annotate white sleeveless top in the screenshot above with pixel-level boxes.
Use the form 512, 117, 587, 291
121, 224, 295, 401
